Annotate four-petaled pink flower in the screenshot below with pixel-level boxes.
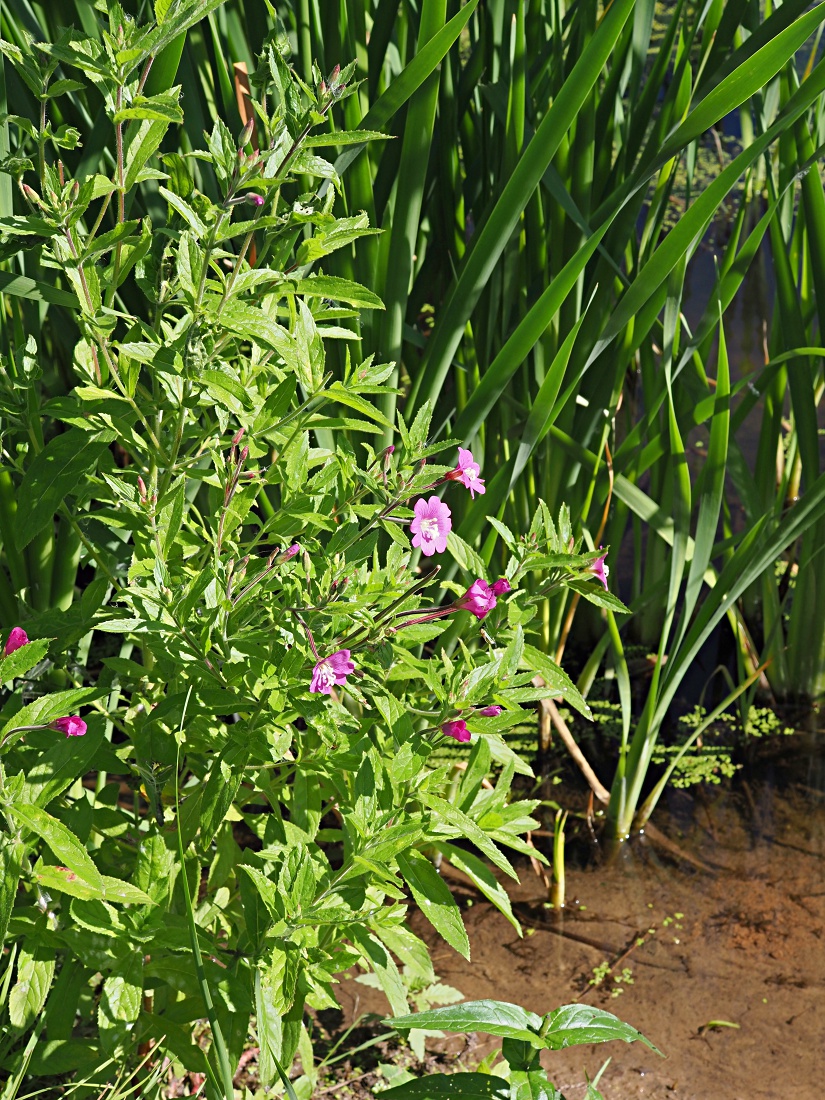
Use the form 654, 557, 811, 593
490, 578, 511, 596
310, 649, 355, 695
441, 719, 470, 743
4, 628, 29, 656
51, 716, 87, 738
589, 549, 609, 591
410, 496, 451, 556
449, 448, 486, 499
456, 579, 497, 620
477, 705, 502, 717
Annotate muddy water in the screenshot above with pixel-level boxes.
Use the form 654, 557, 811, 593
340, 763, 825, 1099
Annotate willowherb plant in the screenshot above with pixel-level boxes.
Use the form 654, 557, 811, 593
0, 4, 629, 1093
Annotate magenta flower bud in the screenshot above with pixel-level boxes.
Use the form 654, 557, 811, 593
386, 445, 395, 454
490, 578, 511, 596
4, 628, 29, 656
310, 649, 355, 695
456, 579, 496, 620
477, 705, 502, 718
441, 719, 470, 743
275, 543, 301, 564
51, 716, 87, 738
410, 496, 452, 557
246, 193, 264, 207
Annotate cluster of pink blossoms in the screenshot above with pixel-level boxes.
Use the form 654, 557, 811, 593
409, 448, 486, 558
307, 446, 612, 744
3, 628, 87, 737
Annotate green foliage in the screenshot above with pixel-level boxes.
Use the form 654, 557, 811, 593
0, 4, 631, 1094
383, 999, 659, 1099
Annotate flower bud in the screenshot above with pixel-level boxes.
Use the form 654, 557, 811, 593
239, 117, 255, 148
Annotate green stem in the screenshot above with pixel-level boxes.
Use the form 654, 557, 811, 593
175, 739, 236, 1100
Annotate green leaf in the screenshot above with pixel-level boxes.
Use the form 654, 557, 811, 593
396, 849, 470, 960
33, 863, 104, 900
16, 429, 111, 548
447, 532, 487, 579
334, 0, 481, 179
0, 835, 24, 948
565, 579, 629, 614
113, 90, 183, 124
383, 1074, 510, 1099
509, 1071, 562, 1100
388, 1000, 542, 1042
9, 946, 55, 1030
409, 0, 636, 413
294, 274, 384, 310
0, 637, 50, 683
10, 804, 103, 892
438, 843, 521, 936
124, 117, 170, 191
0, 270, 78, 307
521, 645, 591, 720
21, 719, 104, 807
420, 793, 516, 880
350, 926, 408, 1017
100, 877, 154, 905
540, 1005, 662, 1054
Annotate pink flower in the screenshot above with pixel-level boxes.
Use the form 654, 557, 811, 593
278, 543, 301, 563
589, 549, 609, 591
246, 193, 265, 206
51, 716, 87, 738
490, 578, 511, 596
477, 705, 502, 717
456, 579, 496, 620
310, 649, 355, 694
448, 448, 486, 499
410, 496, 452, 556
4, 628, 29, 656
441, 719, 470, 742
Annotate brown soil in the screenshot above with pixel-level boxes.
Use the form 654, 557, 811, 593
336, 779, 825, 1100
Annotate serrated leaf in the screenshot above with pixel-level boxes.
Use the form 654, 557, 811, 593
420, 792, 516, 880
438, 843, 521, 936
383, 1074, 510, 1099
509, 1070, 562, 1100
565, 578, 629, 614
33, 863, 105, 900
10, 804, 103, 892
521, 644, 591, 720
21, 719, 104, 808
396, 850, 470, 960
16, 429, 111, 547
447, 532, 487, 578
294, 274, 384, 309
540, 1005, 662, 1054
388, 1000, 542, 1041
101, 877, 154, 905
0, 637, 50, 683
9, 946, 55, 1029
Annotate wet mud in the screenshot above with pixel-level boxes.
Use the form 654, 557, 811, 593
339, 774, 825, 1099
